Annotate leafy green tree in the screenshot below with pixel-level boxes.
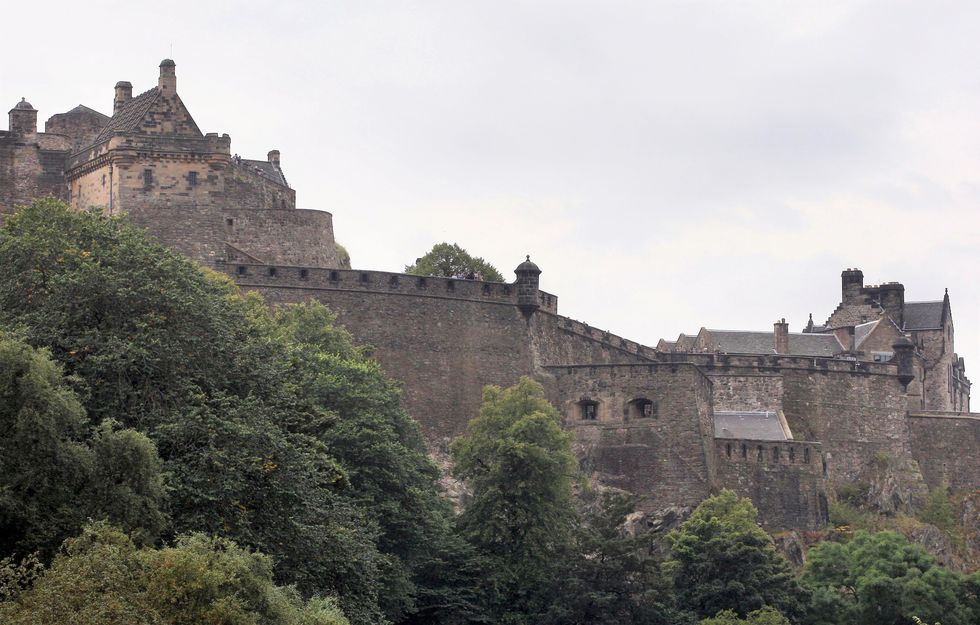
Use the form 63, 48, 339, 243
0, 200, 389, 624
272, 302, 481, 624
0, 334, 166, 558
542, 492, 691, 625
802, 530, 975, 625
667, 490, 807, 621
451, 377, 577, 623
405, 242, 505, 282
700, 606, 791, 625
0, 522, 350, 625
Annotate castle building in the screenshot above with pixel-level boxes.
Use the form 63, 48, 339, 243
3, 61, 977, 530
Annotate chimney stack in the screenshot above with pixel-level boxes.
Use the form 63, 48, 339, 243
841, 268, 864, 304
774, 318, 789, 354
268, 149, 281, 167
158, 59, 176, 94
114, 81, 133, 113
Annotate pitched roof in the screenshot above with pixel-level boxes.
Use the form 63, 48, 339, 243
238, 158, 289, 187
90, 87, 160, 145
62, 104, 111, 123
904, 301, 944, 330
702, 329, 842, 357
825, 303, 883, 329
714, 411, 788, 440
853, 320, 879, 349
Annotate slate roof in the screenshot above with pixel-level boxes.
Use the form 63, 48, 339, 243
63, 104, 110, 123
714, 411, 788, 440
675, 334, 695, 351
238, 158, 289, 187
90, 87, 160, 145
702, 330, 842, 357
904, 301, 944, 330
853, 320, 878, 349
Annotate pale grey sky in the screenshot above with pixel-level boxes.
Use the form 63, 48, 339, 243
3, 1, 979, 363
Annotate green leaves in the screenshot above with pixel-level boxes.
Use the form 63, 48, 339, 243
802, 530, 978, 625
667, 490, 807, 621
0, 523, 351, 625
405, 242, 505, 282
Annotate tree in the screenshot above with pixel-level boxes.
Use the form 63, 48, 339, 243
0, 522, 350, 625
667, 490, 807, 621
405, 242, 504, 282
802, 530, 976, 625
451, 377, 577, 623
700, 606, 791, 625
542, 492, 690, 625
0, 334, 166, 558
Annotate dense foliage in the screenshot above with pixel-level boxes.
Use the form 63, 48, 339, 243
667, 490, 808, 621
802, 530, 980, 625
0, 522, 349, 625
405, 242, 505, 282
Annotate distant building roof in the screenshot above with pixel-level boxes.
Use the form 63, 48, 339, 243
702, 329, 841, 357
714, 411, 788, 440
904, 301, 944, 330
90, 87, 160, 145
238, 158, 289, 187
853, 320, 878, 349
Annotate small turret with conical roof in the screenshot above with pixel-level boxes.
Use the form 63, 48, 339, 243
515, 255, 542, 316
8, 98, 37, 135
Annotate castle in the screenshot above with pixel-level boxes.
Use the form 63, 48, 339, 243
3, 60, 977, 530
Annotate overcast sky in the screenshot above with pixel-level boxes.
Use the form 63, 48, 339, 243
4, 1, 979, 363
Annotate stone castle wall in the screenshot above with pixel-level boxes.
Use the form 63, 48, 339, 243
223, 209, 339, 267
908, 412, 980, 492
548, 363, 716, 511
714, 438, 828, 530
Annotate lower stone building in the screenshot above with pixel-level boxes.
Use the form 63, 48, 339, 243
3, 60, 977, 530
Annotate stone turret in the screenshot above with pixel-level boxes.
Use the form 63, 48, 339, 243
8, 98, 37, 135
114, 81, 133, 113
268, 149, 281, 167
893, 337, 915, 389
158, 59, 176, 94
515, 255, 541, 316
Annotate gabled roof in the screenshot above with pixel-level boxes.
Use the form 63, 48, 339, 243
90, 87, 160, 145
238, 158, 289, 187
853, 320, 879, 349
714, 411, 788, 441
701, 329, 842, 357
61, 104, 111, 122
904, 301, 944, 330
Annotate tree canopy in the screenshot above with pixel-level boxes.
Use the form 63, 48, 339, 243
405, 242, 505, 282
667, 490, 808, 621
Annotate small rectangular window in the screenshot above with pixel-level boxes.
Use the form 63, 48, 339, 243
268, 267, 277, 277
237, 266, 246, 276
299, 269, 309, 280
143, 169, 153, 189
188, 171, 198, 187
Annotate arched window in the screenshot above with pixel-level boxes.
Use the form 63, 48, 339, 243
626, 398, 656, 420
578, 400, 598, 421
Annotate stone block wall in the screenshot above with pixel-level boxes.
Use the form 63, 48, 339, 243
0, 132, 71, 215
908, 412, 980, 492
226, 160, 295, 209
714, 438, 828, 530
548, 363, 716, 511
223, 208, 339, 267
